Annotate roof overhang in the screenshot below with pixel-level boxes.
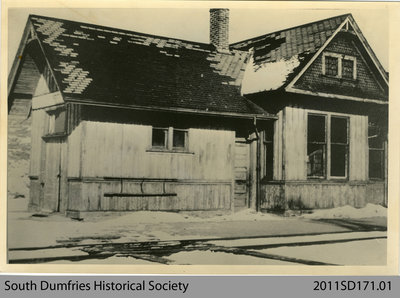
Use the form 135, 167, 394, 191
286, 87, 388, 105
64, 97, 278, 121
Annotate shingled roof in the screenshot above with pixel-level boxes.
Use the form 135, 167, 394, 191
13, 15, 272, 118
231, 14, 354, 93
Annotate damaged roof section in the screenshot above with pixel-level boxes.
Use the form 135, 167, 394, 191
232, 14, 350, 93
26, 15, 270, 117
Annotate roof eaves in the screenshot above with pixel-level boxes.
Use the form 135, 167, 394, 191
64, 97, 278, 120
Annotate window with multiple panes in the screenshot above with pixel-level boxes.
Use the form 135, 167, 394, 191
322, 52, 356, 80
307, 113, 349, 179
325, 56, 339, 76
152, 127, 188, 151
342, 58, 355, 79
151, 127, 168, 148
368, 122, 385, 179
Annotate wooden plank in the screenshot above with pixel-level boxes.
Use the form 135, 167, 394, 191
349, 115, 368, 181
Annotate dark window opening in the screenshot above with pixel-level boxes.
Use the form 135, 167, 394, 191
263, 122, 274, 180
54, 110, 66, 133
325, 56, 338, 76
173, 129, 187, 149
342, 59, 354, 79
330, 116, 348, 177
368, 122, 385, 179
307, 115, 326, 178
152, 128, 167, 148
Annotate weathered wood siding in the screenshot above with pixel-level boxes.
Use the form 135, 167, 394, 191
80, 121, 234, 180
273, 110, 283, 180
67, 121, 83, 178
274, 107, 369, 182
29, 108, 47, 176
349, 115, 368, 181
66, 121, 235, 211
67, 180, 231, 211
283, 107, 307, 180
261, 181, 383, 210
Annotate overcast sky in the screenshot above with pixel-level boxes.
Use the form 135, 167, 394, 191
8, 7, 389, 72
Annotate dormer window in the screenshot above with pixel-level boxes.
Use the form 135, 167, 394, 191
322, 52, 357, 80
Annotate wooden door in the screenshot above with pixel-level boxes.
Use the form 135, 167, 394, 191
234, 138, 250, 211
41, 139, 62, 212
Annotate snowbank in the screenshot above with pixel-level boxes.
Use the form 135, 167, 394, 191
301, 204, 387, 219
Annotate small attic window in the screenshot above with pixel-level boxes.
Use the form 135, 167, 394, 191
325, 56, 338, 76
342, 58, 355, 79
322, 52, 357, 80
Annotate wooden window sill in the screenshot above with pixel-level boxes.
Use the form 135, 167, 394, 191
146, 148, 194, 154
42, 133, 67, 140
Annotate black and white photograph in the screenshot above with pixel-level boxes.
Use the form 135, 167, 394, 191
2, 1, 397, 272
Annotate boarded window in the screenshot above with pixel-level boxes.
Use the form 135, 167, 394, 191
368, 122, 384, 179
342, 59, 354, 79
307, 115, 326, 177
325, 56, 338, 76
152, 127, 168, 148
173, 129, 187, 149
330, 117, 348, 177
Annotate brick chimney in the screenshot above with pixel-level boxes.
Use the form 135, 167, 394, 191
210, 8, 230, 53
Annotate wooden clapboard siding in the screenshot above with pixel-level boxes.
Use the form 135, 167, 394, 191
273, 110, 283, 180
284, 107, 307, 180
80, 121, 235, 180
73, 181, 231, 211
349, 115, 368, 181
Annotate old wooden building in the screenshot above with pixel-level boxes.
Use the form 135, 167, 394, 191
233, 13, 388, 210
8, 10, 388, 217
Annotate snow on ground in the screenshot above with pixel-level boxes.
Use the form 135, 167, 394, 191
301, 203, 387, 219
167, 250, 297, 265
8, 198, 386, 249
207, 231, 387, 248
46, 255, 158, 265
254, 238, 387, 266
7, 198, 284, 249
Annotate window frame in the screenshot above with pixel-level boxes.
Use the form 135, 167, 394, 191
150, 126, 189, 153
322, 52, 357, 80
307, 112, 349, 180
46, 108, 67, 136
368, 121, 385, 180
307, 113, 327, 179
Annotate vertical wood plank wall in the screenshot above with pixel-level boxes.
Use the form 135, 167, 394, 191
284, 107, 307, 180
273, 110, 283, 180
263, 107, 375, 210
66, 121, 236, 211
274, 107, 369, 182
79, 121, 234, 180
349, 115, 368, 181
